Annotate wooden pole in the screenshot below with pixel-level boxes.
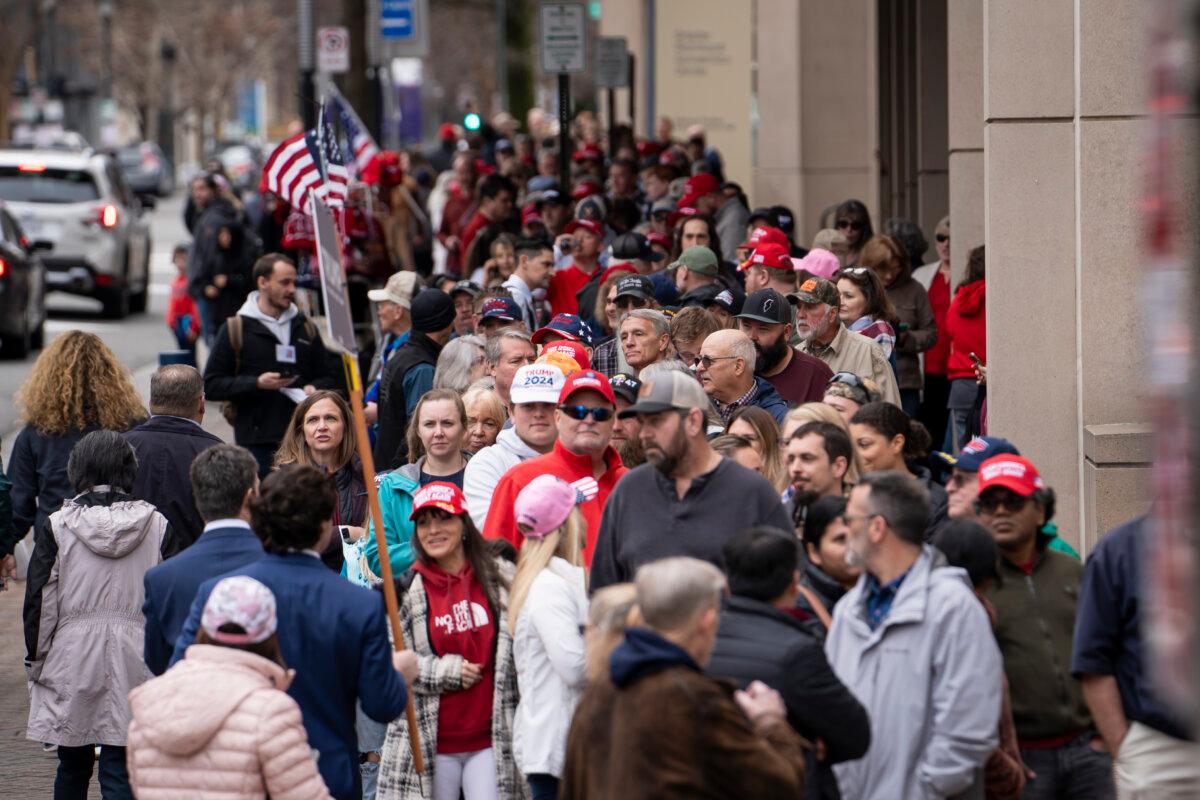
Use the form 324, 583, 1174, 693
343, 352, 425, 773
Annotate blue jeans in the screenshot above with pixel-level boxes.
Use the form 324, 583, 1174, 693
899, 388, 921, 419
527, 774, 559, 800
55, 745, 131, 800
356, 702, 388, 799
1019, 732, 1115, 800
195, 296, 220, 348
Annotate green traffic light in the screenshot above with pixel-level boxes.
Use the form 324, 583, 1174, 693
464, 113, 482, 131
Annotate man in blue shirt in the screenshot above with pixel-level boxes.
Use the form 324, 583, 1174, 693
170, 464, 417, 800
1072, 514, 1199, 796
142, 444, 264, 675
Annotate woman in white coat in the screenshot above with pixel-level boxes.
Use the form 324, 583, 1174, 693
507, 475, 589, 800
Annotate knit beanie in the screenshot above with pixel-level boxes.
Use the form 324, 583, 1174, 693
410, 288, 456, 333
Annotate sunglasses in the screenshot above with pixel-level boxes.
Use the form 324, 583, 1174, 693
829, 371, 865, 389
977, 492, 1031, 513
836, 219, 864, 231
693, 354, 739, 369
936, 234, 950, 243
558, 405, 614, 422
840, 266, 871, 276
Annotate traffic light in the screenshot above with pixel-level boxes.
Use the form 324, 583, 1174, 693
463, 112, 481, 131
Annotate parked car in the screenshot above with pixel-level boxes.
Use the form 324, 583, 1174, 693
212, 142, 264, 194
0, 148, 152, 318
116, 141, 175, 197
0, 201, 48, 358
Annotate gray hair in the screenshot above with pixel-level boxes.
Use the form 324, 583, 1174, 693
484, 329, 533, 366
620, 309, 670, 338
149, 364, 203, 417
68, 430, 138, 493
638, 360, 691, 381
858, 471, 931, 545
434, 335, 486, 393
635, 557, 726, 633
190, 444, 259, 522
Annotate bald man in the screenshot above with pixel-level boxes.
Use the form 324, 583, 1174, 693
695, 329, 788, 425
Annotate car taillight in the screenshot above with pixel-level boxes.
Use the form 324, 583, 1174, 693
18, 164, 46, 172
98, 204, 119, 228
0, 258, 7, 278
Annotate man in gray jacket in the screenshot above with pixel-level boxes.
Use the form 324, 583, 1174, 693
825, 472, 1002, 799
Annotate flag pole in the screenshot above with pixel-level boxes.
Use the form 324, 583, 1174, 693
328, 81, 382, 153
343, 351, 426, 773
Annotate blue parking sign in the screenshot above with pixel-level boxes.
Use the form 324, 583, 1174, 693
381, 0, 413, 40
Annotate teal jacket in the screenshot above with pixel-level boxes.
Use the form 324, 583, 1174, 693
364, 467, 420, 580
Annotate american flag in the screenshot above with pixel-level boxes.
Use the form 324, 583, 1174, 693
259, 104, 348, 212
335, 96, 380, 176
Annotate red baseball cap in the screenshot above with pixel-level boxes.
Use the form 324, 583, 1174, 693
558, 369, 617, 405
571, 180, 603, 201
738, 242, 793, 272
739, 225, 790, 251
438, 123, 457, 142
564, 218, 603, 238
666, 206, 700, 230
645, 231, 670, 249
542, 339, 592, 371
408, 481, 468, 520
977, 455, 1046, 498
572, 144, 603, 162
521, 205, 545, 228
678, 173, 720, 209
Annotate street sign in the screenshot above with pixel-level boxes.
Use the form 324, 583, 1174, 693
316, 27, 350, 74
540, 3, 588, 75
380, 0, 429, 57
310, 196, 357, 355
595, 36, 629, 88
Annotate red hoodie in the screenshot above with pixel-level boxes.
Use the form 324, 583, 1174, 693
166, 274, 200, 337
412, 559, 495, 754
945, 280, 986, 381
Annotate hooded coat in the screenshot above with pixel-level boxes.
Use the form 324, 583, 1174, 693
463, 428, 543, 529
126, 644, 332, 799
24, 489, 168, 746
945, 280, 986, 381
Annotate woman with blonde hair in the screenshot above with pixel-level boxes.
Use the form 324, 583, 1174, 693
462, 385, 507, 454
582, 584, 638, 684
7, 331, 146, 578
725, 406, 787, 492
274, 390, 364, 572
508, 475, 589, 800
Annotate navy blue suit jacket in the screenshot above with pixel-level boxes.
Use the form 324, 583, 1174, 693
142, 524, 264, 676
170, 552, 408, 800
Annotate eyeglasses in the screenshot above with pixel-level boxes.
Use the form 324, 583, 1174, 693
977, 492, 1030, 513
836, 219, 864, 232
558, 405, 614, 422
693, 354, 739, 369
936, 234, 950, 243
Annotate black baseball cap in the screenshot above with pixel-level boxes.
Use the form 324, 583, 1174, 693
609, 373, 643, 404
614, 274, 654, 302
736, 289, 792, 325
611, 232, 664, 262
449, 280, 482, 299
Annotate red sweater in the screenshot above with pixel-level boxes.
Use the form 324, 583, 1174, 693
925, 270, 952, 375
945, 280, 986, 381
482, 440, 627, 566
166, 274, 200, 336
547, 262, 599, 316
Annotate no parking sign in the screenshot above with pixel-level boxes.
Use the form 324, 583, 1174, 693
317, 26, 350, 74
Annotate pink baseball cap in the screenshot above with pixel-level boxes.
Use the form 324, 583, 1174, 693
201, 576, 278, 645
514, 475, 584, 539
797, 248, 841, 279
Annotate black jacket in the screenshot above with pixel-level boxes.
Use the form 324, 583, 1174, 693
796, 561, 849, 632
0, 444, 12, 559
707, 594, 871, 800
123, 416, 223, 555
203, 313, 340, 447
373, 331, 443, 470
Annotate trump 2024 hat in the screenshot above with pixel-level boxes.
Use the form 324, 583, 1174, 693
510, 363, 567, 405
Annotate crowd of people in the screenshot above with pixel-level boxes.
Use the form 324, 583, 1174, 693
0, 111, 1189, 800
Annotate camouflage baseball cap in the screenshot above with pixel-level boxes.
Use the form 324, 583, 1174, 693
669, 246, 720, 277
788, 276, 840, 307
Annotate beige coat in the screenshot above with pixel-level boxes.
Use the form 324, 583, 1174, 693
798, 323, 902, 405
126, 645, 333, 800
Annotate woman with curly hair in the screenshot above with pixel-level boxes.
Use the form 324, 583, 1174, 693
5, 332, 146, 577
274, 390, 365, 572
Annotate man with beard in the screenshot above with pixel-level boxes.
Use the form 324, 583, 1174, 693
590, 371, 792, 591
791, 277, 901, 406
609, 373, 646, 467
784, 421, 852, 520
737, 289, 832, 406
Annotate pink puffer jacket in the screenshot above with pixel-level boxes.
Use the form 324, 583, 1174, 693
126, 644, 332, 800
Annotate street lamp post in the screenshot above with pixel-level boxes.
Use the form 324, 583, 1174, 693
99, 0, 113, 100
159, 41, 176, 165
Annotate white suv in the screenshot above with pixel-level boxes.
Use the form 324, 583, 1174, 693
0, 148, 152, 318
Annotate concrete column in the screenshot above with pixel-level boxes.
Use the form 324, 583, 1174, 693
915, 0, 948, 242
946, 0, 983, 286
596, 0, 647, 133
984, 0, 1155, 550
753, 0, 877, 246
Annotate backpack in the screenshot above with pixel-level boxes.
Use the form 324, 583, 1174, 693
220, 315, 320, 425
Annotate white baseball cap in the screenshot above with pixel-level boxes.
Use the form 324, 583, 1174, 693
510, 363, 566, 405
367, 271, 418, 309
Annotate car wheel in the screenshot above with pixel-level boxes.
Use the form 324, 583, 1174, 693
130, 283, 148, 314
30, 315, 44, 349
102, 284, 131, 319
0, 316, 31, 359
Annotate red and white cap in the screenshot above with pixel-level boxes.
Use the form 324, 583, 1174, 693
738, 242, 792, 272
977, 455, 1045, 498
558, 369, 617, 405
739, 225, 790, 251
542, 339, 592, 371
408, 481, 468, 520
564, 218, 603, 237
